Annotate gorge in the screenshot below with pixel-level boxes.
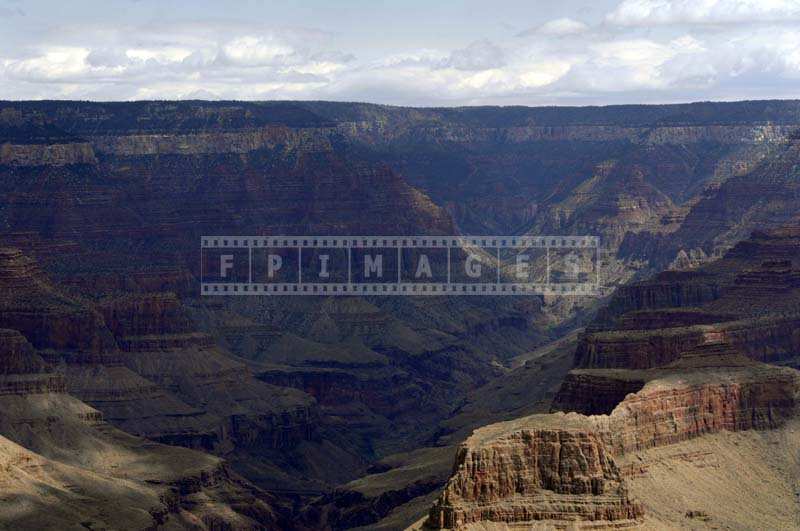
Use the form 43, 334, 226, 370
2, 99, 800, 529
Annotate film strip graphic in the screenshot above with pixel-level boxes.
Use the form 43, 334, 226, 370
201, 235, 603, 296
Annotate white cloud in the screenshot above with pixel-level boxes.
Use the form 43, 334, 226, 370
524, 17, 589, 36
5, 47, 90, 81
126, 47, 193, 63
1, 8, 800, 105
220, 36, 294, 66
518, 60, 574, 88
607, 0, 800, 26
441, 40, 506, 71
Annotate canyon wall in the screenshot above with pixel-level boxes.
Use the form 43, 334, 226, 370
423, 220, 800, 529
426, 352, 800, 529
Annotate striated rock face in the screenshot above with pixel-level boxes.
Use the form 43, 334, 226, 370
0, 329, 65, 395
0, 142, 97, 166
0, 248, 117, 357
95, 292, 215, 351
429, 428, 643, 529
426, 350, 800, 529
98, 292, 193, 337
0, 247, 319, 465
614, 308, 735, 330
576, 314, 800, 369
5, 99, 800, 260
607, 356, 799, 454
579, 220, 800, 375
550, 371, 646, 415
592, 270, 721, 328
80, 292, 318, 454
574, 326, 708, 370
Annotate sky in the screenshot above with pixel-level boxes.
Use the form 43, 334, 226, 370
1, 0, 800, 106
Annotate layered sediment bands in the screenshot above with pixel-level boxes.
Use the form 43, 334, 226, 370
425, 355, 800, 529
88, 125, 333, 156
0, 330, 66, 395
614, 308, 736, 330
592, 270, 721, 328
0, 248, 117, 356
88, 293, 318, 452
551, 371, 646, 415
0, 373, 66, 396
0, 371, 286, 529
66, 348, 316, 453
574, 327, 707, 369
0, 105, 457, 293
62, 362, 226, 449
0, 261, 317, 455
0, 257, 236, 449
9, 100, 800, 521
0, 247, 45, 287
718, 316, 800, 364
0, 250, 286, 528
428, 427, 643, 529
97, 292, 216, 351
60, 267, 196, 297
98, 292, 193, 337
731, 259, 800, 295
0, 148, 455, 278
726, 224, 800, 261
335, 119, 797, 146
0, 142, 97, 166
609, 368, 798, 453
580, 222, 800, 376
6, 99, 800, 253
424, 222, 800, 529
575, 316, 800, 370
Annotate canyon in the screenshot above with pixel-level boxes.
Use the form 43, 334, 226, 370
2, 99, 800, 528
419, 220, 800, 529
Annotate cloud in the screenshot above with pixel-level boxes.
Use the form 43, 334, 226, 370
607, 0, 800, 26
5, 47, 90, 81
441, 40, 506, 71
219, 36, 294, 66
517, 17, 589, 37
1, 7, 800, 105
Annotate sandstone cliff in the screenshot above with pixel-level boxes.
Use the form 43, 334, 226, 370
424, 346, 800, 529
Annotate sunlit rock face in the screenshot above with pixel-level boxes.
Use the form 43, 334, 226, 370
426, 344, 800, 529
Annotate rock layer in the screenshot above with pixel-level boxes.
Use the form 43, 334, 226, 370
426, 350, 800, 529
